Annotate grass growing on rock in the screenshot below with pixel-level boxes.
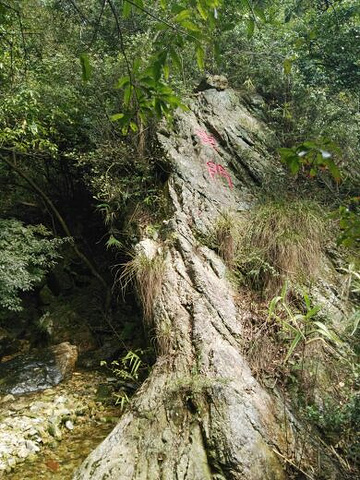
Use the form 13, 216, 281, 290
119, 250, 165, 326
236, 199, 327, 296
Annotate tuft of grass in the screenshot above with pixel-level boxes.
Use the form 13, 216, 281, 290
208, 211, 242, 269
237, 199, 326, 296
119, 250, 165, 325
214, 211, 238, 267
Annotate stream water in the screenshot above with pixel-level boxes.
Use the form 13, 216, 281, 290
0, 371, 121, 480
5, 418, 117, 480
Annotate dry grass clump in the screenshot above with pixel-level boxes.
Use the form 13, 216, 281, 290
237, 199, 326, 296
213, 211, 241, 268
119, 251, 165, 325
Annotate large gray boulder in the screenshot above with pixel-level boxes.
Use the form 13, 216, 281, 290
0, 342, 78, 395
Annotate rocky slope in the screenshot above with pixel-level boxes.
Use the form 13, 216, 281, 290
73, 86, 348, 480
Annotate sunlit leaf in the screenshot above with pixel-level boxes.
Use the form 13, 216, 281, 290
163, 63, 170, 80
180, 20, 201, 32
174, 9, 192, 23
196, 2, 208, 20
110, 113, 125, 121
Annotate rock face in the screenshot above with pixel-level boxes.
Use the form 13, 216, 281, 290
74, 88, 345, 479
0, 342, 78, 395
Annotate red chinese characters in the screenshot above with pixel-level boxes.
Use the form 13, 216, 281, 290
195, 129, 218, 149
195, 128, 233, 189
207, 162, 233, 189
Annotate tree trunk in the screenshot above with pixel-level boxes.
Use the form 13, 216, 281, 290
74, 88, 345, 480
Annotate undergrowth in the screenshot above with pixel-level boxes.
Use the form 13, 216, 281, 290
238, 285, 359, 475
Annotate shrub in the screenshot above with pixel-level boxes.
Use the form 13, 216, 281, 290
0, 219, 65, 311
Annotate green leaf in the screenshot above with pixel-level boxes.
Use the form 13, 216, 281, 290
170, 48, 182, 70
79, 53, 91, 81
130, 121, 138, 132
110, 113, 125, 121
174, 9, 192, 23
326, 160, 341, 183
163, 63, 170, 80
160, 0, 166, 9
154, 98, 162, 118
349, 310, 360, 336
284, 332, 302, 363
196, 45, 205, 71
196, 2, 208, 20
246, 18, 255, 38
305, 306, 321, 319
283, 58, 292, 75
180, 20, 201, 32
152, 61, 162, 81
288, 158, 300, 175
115, 76, 130, 89
268, 295, 282, 318
106, 235, 123, 249
122, 1, 131, 18
313, 321, 342, 345
254, 7, 266, 22
164, 94, 181, 107
123, 84, 132, 106
214, 41, 221, 63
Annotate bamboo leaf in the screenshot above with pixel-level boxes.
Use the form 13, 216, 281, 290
122, 0, 131, 18
174, 9, 192, 23
79, 53, 91, 81
110, 113, 125, 121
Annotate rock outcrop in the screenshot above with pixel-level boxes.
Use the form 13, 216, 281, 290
0, 342, 78, 395
74, 87, 346, 479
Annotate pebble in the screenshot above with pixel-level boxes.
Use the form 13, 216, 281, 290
65, 420, 74, 430
1, 394, 15, 403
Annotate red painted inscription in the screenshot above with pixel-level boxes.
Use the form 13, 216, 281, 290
195, 129, 217, 149
206, 162, 233, 189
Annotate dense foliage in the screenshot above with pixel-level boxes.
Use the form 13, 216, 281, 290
0, 219, 64, 311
